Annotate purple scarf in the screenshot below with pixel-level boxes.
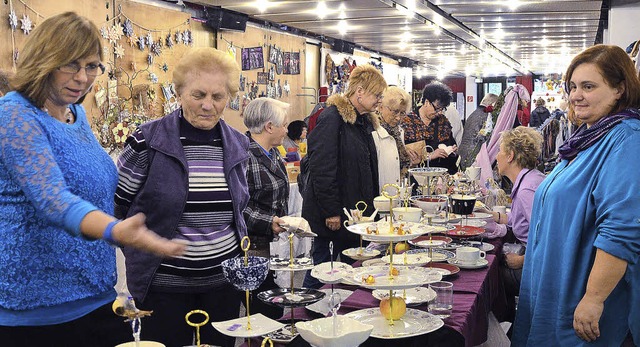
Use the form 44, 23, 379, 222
558, 108, 640, 161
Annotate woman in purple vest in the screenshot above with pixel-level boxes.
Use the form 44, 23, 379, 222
115, 47, 250, 347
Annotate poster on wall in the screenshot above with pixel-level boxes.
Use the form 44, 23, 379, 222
290, 52, 300, 75
268, 45, 280, 64
241, 47, 264, 71
282, 52, 291, 75
257, 72, 269, 85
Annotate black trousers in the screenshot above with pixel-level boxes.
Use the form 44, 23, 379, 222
136, 285, 242, 347
0, 302, 132, 347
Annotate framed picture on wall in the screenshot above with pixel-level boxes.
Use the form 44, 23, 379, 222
257, 72, 269, 85
290, 52, 300, 75
283, 52, 291, 75
242, 47, 264, 70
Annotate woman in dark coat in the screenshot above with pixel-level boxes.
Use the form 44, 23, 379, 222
302, 65, 387, 289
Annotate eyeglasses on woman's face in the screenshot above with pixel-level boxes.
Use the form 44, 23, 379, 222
427, 99, 447, 114
58, 62, 106, 77
386, 105, 407, 118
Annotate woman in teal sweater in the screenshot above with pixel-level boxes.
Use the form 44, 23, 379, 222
0, 12, 183, 347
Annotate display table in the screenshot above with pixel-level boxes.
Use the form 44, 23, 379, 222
243, 239, 507, 347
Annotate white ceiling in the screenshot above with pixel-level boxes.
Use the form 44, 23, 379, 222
190, 0, 604, 77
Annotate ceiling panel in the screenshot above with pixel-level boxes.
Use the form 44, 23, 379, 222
193, 0, 604, 77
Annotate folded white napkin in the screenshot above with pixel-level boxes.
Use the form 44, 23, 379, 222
280, 216, 316, 237
438, 143, 455, 155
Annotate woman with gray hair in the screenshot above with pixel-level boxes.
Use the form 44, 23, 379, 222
243, 97, 290, 249
243, 97, 291, 319
458, 93, 499, 170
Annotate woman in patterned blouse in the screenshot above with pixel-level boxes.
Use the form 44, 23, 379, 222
401, 81, 459, 174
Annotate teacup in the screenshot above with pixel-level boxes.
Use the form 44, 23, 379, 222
465, 166, 481, 181
492, 205, 507, 214
456, 246, 485, 264
373, 195, 398, 212
391, 207, 422, 223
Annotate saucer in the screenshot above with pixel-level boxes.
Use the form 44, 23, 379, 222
447, 258, 489, 269
342, 248, 381, 261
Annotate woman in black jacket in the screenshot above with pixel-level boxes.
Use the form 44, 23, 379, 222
529, 97, 551, 128
302, 65, 387, 289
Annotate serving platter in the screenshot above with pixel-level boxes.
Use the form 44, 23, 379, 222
447, 241, 495, 252
257, 288, 326, 308
342, 247, 381, 261
372, 287, 436, 305
445, 225, 485, 238
346, 221, 438, 242
342, 265, 442, 289
269, 257, 314, 271
447, 258, 489, 269
466, 212, 493, 219
405, 248, 455, 262
310, 261, 353, 284
424, 262, 460, 277
211, 313, 284, 338
344, 308, 444, 339
408, 235, 453, 248
381, 253, 431, 266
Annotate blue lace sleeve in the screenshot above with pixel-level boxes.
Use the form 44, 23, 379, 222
0, 100, 97, 236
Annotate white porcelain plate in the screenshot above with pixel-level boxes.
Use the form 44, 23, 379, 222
341, 247, 381, 261
344, 308, 444, 339
270, 257, 314, 271
447, 257, 489, 269
372, 287, 437, 305
343, 266, 442, 289
466, 241, 495, 252
211, 313, 284, 338
406, 248, 455, 262
381, 253, 431, 266
346, 221, 438, 242
466, 212, 493, 219
311, 262, 353, 284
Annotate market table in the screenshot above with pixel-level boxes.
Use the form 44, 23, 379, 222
242, 239, 507, 347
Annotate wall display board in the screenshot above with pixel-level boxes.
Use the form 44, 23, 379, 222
217, 24, 307, 131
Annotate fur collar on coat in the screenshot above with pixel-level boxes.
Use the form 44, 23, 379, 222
326, 94, 380, 129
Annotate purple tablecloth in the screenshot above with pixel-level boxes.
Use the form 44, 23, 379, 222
243, 239, 507, 347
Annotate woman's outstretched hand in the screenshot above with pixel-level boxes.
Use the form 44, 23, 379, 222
115, 213, 186, 257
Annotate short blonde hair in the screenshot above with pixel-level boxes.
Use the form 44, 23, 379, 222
345, 64, 387, 99
500, 126, 543, 169
382, 86, 411, 113
173, 47, 240, 98
244, 97, 290, 134
11, 12, 103, 108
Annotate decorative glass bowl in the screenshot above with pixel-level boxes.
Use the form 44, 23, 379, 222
221, 256, 269, 291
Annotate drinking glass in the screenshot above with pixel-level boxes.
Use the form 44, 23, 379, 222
428, 281, 453, 318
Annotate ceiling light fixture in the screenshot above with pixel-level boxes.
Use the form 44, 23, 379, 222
254, 0, 270, 13
316, 1, 328, 19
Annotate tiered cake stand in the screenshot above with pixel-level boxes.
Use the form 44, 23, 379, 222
257, 233, 326, 339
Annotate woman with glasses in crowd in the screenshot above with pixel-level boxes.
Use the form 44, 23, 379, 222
0, 12, 184, 347
372, 86, 421, 191
401, 81, 458, 175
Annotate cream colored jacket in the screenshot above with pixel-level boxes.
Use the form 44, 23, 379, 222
372, 125, 401, 193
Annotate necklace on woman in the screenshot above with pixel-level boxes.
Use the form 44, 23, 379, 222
42, 106, 74, 124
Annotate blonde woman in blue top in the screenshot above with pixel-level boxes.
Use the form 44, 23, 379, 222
0, 12, 183, 347
513, 44, 640, 346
